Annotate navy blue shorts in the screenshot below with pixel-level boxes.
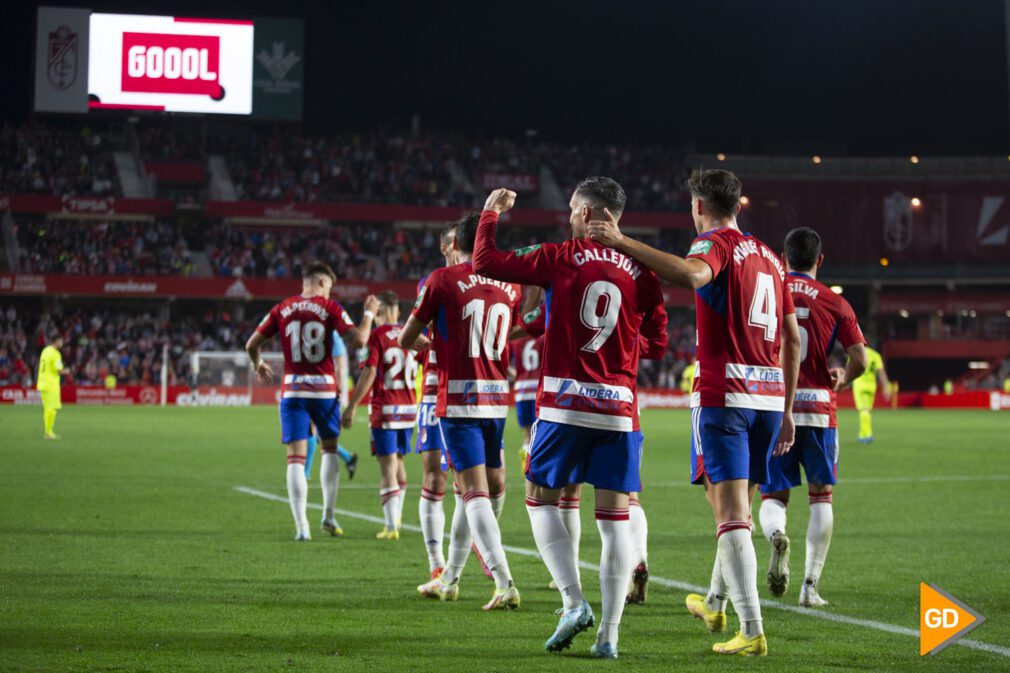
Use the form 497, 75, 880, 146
515, 400, 537, 428
439, 417, 506, 472
414, 401, 446, 454
690, 406, 783, 485
279, 397, 341, 444
371, 427, 413, 457
526, 419, 643, 492
761, 426, 838, 493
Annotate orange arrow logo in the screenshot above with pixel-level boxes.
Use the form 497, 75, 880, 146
920, 583, 985, 655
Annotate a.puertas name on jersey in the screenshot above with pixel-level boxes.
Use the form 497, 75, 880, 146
455, 275, 518, 302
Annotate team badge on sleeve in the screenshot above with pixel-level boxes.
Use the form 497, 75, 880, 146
688, 240, 713, 256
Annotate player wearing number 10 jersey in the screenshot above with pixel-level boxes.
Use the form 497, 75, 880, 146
474, 179, 667, 659
246, 262, 378, 541
400, 214, 522, 611
587, 169, 802, 656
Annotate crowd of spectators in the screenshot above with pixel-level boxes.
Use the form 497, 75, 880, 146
0, 123, 118, 196
16, 219, 193, 276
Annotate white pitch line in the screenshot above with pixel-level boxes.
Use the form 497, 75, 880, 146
234, 485, 1010, 658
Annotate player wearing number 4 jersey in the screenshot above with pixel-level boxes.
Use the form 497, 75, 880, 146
474, 178, 668, 659
400, 214, 522, 611
246, 262, 379, 541
758, 227, 868, 607
343, 292, 419, 540
588, 169, 802, 657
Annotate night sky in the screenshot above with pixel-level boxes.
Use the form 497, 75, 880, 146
4, 0, 1008, 155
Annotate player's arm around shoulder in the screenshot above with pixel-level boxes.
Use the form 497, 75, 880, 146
588, 212, 713, 289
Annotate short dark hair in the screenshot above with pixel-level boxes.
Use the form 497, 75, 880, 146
783, 227, 823, 272
453, 213, 480, 254
378, 290, 399, 309
574, 176, 626, 215
687, 169, 741, 218
302, 261, 336, 283
440, 223, 456, 246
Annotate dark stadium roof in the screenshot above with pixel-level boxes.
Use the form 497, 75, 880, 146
4, 0, 1009, 156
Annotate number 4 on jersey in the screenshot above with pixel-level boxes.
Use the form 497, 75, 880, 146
748, 272, 778, 341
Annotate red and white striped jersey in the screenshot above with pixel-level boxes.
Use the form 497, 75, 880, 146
512, 336, 544, 403
415, 276, 439, 404
364, 323, 419, 429
473, 211, 668, 432
788, 272, 865, 427
255, 294, 356, 399
412, 261, 521, 419
687, 227, 795, 411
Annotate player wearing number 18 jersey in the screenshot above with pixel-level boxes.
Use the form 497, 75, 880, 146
587, 170, 801, 656
474, 179, 667, 659
246, 262, 378, 541
758, 227, 867, 607
400, 214, 522, 611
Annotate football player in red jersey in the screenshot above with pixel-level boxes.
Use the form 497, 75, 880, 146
400, 214, 523, 611
245, 262, 379, 541
758, 227, 867, 607
473, 179, 667, 659
413, 224, 459, 581
589, 169, 801, 656
342, 291, 420, 541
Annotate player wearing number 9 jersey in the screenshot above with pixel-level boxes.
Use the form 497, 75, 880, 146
473, 178, 667, 658
246, 261, 378, 541
400, 214, 523, 611
586, 169, 802, 657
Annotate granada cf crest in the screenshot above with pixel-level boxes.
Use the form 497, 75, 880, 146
883, 191, 913, 252
47, 25, 78, 91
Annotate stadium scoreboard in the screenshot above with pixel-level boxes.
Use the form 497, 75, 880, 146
34, 7, 303, 120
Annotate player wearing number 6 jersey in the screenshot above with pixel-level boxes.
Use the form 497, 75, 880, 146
343, 292, 419, 540
400, 214, 523, 611
474, 178, 668, 659
588, 169, 801, 656
246, 262, 379, 541
758, 227, 867, 607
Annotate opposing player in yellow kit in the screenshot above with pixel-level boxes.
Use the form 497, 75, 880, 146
849, 346, 890, 443
37, 334, 67, 439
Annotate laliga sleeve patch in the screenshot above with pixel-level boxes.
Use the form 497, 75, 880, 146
513, 244, 543, 257
688, 240, 713, 256
414, 285, 427, 308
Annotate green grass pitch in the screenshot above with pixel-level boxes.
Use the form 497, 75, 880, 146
1, 406, 1007, 672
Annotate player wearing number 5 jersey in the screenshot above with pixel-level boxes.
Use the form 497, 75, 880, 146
343, 292, 419, 540
588, 169, 801, 656
758, 227, 867, 608
474, 178, 668, 659
400, 214, 523, 611
246, 262, 379, 541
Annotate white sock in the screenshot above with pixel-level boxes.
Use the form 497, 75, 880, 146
559, 496, 582, 582
320, 452, 340, 520
286, 459, 309, 535
806, 494, 834, 583
596, 509, 632, 647
397, 480, 407, 524
380, 486, 400, 530
717, 521, 763, 637
628, 496, 648, 567
526, 498, 582, 610
420, 487, 447, 571
759, 497, 788, 542
464, 492, 512, 590
442, 489, 471, 585
704, 549, 729, 612
491, 490, 506, 519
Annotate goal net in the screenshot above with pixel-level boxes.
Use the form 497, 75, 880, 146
188, 350, 350, 406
